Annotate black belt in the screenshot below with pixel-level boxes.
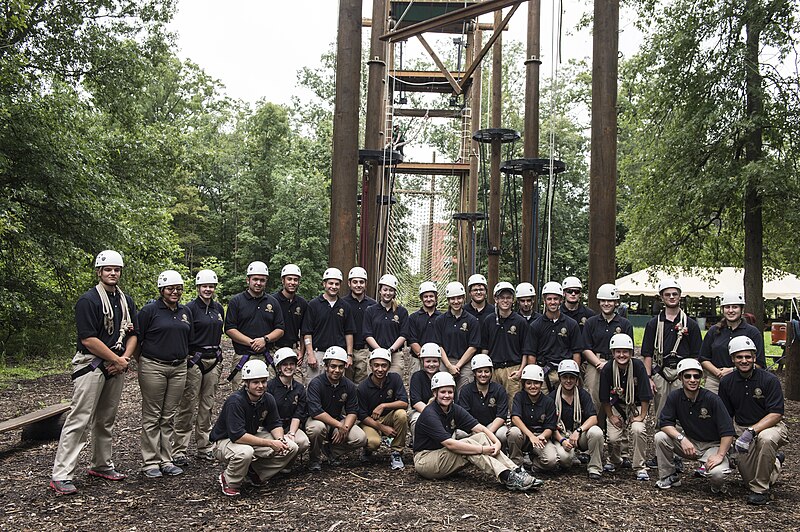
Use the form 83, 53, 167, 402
142, 354, 185, 366
495, 360, 521, 369
71, 357, 111, 381
354, 344, 366, 350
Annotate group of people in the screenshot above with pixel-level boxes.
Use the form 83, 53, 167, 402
49, 251, 787, 506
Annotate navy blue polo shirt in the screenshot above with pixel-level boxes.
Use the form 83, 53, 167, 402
529, 313, 584, 369
409, 370, 434, 406
659, 388, 736, 442
480, 311, 533, 367
517, 311, 542, 326
405, 308, 441, 347
341, 294, 377, 349
210, 389, 282, 442
267, 377, 307, 429
224, 291, 286, 356
719, 368, 784, 426
561, 303, 595, 330
457, 381, 509, 426
511, 391, 557, 433
363, 303, 409, 348
186, 297, 224, 350
599, 358, 652, 406
434, 310, 480, 361
300, 295, 357, 352
75, 287, 139, 354
549, 387, 597, 432
582, 313, 634, 360
699, 321, 766, 369
356, 372, 409, 421
137, 300, 193, 362
641, 312, 702, 362
465, 302, 496, 321
272, 290, 308, 349
306, 373, 359, 420
413, 402, 478, 452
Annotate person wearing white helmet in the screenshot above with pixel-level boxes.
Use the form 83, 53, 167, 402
224, 261, 286, 390
599, 334, 652, 480
641, 277, 702, 427
581, 283, 634, 428
700, 291, 765, 394
528, 281, 585, 391
507, 364, 559, 472
654, 358, 735, 492
300, 267, 357, 386
550, 360, 605, 479
357, 348, 409, 470
266, 347, 311, 467
304, 346, 367, 471
272, 263, 308, 362
434, 281, 481, 392
413, 372, 543, 491
341, 266, 377, 383
173, 269, 226, 466
515, 282, 540, 325
409, 342, 443, 437
719, 336, 787, 505
406, 281, 442, 375
456, 354, 509, 446
210, 359, 299, 497
50, 250, 138, 496
364, 273, 409, 378
480, 282, 533, 404
137, 269, 193, 478
465, 273, 495, 320
560, 276, 595, 331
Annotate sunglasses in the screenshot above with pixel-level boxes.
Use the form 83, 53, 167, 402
662, 292, 681, 298
682, 373, 702, 380
564, 289, 581, 295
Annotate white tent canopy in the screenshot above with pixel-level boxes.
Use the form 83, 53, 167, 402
615, 267, 800, 300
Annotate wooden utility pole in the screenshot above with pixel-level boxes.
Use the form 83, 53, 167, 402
785, 323, 800, 400
521, 0, 541, 286
588, 0, 619, 310
464, 29, 482, 284
487, 11, 503, 293
330, 0, 363, 274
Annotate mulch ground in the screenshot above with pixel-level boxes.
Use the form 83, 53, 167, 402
0, 347, 798, 531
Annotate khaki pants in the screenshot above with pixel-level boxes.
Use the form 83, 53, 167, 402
346, 347, 371, 384
544, 368, 559, 392
138, 357, 187, 470
300, 350, 326, 387
492, 367, 520, 414
409, 410, 423, 440
290, 429, 311, 456
213, 432, 299, 487
413, 432, 517, 481
407, 348, 420, 376
703, 374, 720, 395
173, 361, 222, 456
456, 425, 508, 447
361, 409, 408, 452
582, 362, 607, 430
52, 354, 125, 481
441, 360, 473, 393
607, 408, 647, 470
653, 368, 681, 419
305, 419, 367, 461
734, 422, 788, 494
553, 426, 604, 475
654, 431, 729, 484
507, 427, 559, 471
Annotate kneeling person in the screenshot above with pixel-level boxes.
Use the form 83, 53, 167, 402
409, 342, 442, 437
508, 364, 559, 472
456, 354, 509, 446
267, 348, 311, 461
413, 372, 542, 491
357, 348, 409, 470
210, 360, 299, 497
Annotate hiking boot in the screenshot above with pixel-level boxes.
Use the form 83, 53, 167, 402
603, 462, 617, 473
390, 452, 404, 471
87, 469, 126, 481
218, 472, 240, 497
711, 483, 729, 495
504, 470, 540, 491
197, 450, 215, 462
308, 459, 322, 472
360, 449, 373, 463
673, 457, 685, 473
245, 466, 264, 486
656, 473, 681, 489
777, 451, 785, 466
620, 458, 633, 469
636, 469, 650, 481
577, 453, 590, 464
143, 468, 162, 479
160, 464, 184, 476
746, 491, 771, 505
173, 455, 189, 467
645, 456, 658, 469
49, 480, 77, 496
588, 471, 602, 480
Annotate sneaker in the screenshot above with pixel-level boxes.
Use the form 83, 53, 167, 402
173, 455, 189, 467
245, 466, 264, 486
656, 473, 681, 489
577, 453, 590, 464
87, 469, 126, 481
603, 463, 616, 473
360, 449, 373, 463
49, 480, 77, 495
143, 468, 162, 479
390, 452, 404, 471
504, 470, 541, 491
588, 471, 602, 480
197, 450, 215, 462
308, 459, 322, 472
746, 491, 771, 505
620, 458, 633, 469
160, 464, 184, 476
711, 483, 729, 495
694, 465, 707, 478
777, 451, 785, 466
645, 456, 658, 469
673, 457, 685, 473
636, 469, 650, 481
218, 472, 240, 497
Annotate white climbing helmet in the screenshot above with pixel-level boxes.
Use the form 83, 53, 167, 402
728, 336, 757, 356
378, 274, 399, 290
274, 347, 299, 366
470, 354, 494, 371
676, 358, 702, 375
516, 282, 536, 298
609, 333, 634, 351
521, 364, 545, 382
95, 250, 124, 268
467, 274, 488, 288
541, 281, 563, 297
493, 282, 515, 298
157, 270, 184, 288
445, 281, 466, 298
596, 283, 619, 300
369, 348, 392, 362
195, 269, 218, 285
557, 359, 581, 376
658, 277, 681, 294
323, 345, 348, 363
419, 342, 442, 359
323, 267, 344, 281
720, 291, 745, 307
348, 267, 368, 280
419, 281, 438, 295
430, 371, 456, 390
281, 264, 302, 278
247, 261, 269, 277
562, 276, 582, 290
241, 359, 270, 380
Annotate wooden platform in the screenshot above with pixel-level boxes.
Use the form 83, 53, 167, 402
0, 403, 70, 434
394, 161, 470, 176
390, 70, 471, 94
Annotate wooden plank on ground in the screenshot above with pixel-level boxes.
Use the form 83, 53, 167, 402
0, 403, 71, 433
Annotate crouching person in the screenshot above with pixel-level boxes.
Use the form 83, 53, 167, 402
413, 372, 543, 491
267, 348, 311, 463
210, 360, 299, 497
507, 365, 559, 472
655, 358, 734, 492
551, 360, 604, 479
409, 343, 442, 437
456, 354, 509, 446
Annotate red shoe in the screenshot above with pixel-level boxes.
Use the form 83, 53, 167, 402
218, 472, 240, 497
49, 480, 77, 495
87, 469, 127, 481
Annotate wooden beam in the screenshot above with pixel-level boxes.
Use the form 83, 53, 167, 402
416, 34, 463, 95
459, 3, 519, 93
393, 108, 463, 118
366, 17, 503, 31
381, 0, 526, 42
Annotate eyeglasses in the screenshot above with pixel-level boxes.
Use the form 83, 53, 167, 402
564, 289, 581, 295
733, 354, 754, 361
163, 286, 183, 293
662, 292, 681, 298
682, 373, 702, 380
470, 287, 486, 293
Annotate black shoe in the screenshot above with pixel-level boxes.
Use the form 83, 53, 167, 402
747, 491, 772, 505
673, 457, 684, 473
777, 451, 785, 465
620, 458, 633, 469
577, 453, 590, 464
173, 455, 189, 467
588, 471, 602, 480
645, 456, 658, 469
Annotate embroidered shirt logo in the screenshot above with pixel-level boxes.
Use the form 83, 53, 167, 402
265, 304, 273, 313
488, 397, 496, 407
753, 387, 764, 399
393, 315, 400, 323
460, 323, 468, 332
559, 327, 568, 337
338, 308, 345, 317
181, 314, 190, 324
615, 326, 622, 333
295, 307, 302, 315
508, 325, 517, 335
699, 407, 710, 419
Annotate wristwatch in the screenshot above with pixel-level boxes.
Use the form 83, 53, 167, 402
676, 433, 685, 442
576, 427, 583, 434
